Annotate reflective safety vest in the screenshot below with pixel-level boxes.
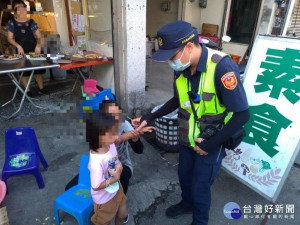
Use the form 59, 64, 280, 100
175, 48, 232, 147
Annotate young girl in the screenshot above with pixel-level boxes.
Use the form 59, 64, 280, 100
86, 112, 127, 225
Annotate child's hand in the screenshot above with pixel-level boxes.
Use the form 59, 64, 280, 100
108, 162, 123, 179
130, 127, 155, 141
132, 117, 148, 130
114, 136, 123, 147
130, 129, 143, 142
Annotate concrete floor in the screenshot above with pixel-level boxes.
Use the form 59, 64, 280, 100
0, 62, 299, 225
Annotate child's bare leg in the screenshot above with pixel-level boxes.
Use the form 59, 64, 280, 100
115, 203, 128, 225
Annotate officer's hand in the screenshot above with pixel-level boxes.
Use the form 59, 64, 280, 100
194, 137, 204, 144
193, 138, 208, 155
131, 117, 141, 127
141, 126, 156, 133
193, 145, 208, 155
137, 120, 148, 131
132, 117, 148, 131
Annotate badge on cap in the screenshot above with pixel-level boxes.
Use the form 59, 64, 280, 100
221, 72, 237, 90
158, 37, 163, 47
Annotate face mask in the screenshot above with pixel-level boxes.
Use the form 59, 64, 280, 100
168, 46, 191, 71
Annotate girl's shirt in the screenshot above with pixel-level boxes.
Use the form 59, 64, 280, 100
88, 144, 119, 204
7, 19, 39, 34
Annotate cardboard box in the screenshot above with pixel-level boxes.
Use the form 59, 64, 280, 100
71, 1, 82, 14
201, 23, 219, 36
31, 14, 57, 32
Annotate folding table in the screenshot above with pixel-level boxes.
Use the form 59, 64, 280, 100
59, 59, 113, 96
0, 57, 59, 119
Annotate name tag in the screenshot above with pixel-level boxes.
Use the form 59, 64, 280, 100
183, 101, 191, 108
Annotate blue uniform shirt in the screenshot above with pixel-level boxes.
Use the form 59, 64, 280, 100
173, 44, 249, 164
174, 44, 248, 113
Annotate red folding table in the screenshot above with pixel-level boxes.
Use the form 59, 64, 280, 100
59, 59, 114, 95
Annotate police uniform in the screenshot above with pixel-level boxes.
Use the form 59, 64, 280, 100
146, 21, 249, 225
174, 44, 248, 224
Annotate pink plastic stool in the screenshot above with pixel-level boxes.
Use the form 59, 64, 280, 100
0, 180, 6, 205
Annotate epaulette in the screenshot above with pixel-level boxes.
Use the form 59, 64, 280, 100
211, 54, 223, 63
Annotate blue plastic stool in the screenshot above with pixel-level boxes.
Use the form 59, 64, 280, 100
1, 127, 48, 190
54, 155, 93, 225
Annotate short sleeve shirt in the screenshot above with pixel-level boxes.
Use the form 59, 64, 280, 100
117, 121, 134, 173
88, 144, 119, 204
7, 19, 39, 34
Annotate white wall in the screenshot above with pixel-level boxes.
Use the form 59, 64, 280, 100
222, 42, 248, 62
112, 0, 148, 114
182, 0, 225, 36
146, 0, 225, 39
146, 0, 179, 38
52, 0, 69, 47
86, 41, 114, 93
126, 0, 147, 113
87, 0, 113, 44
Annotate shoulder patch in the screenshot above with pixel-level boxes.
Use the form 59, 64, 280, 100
211, 54, 223, 63
221, 72, 237, 90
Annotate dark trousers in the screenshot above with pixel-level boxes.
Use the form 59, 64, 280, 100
65, 165, 132, 195
178, 144, 223, 225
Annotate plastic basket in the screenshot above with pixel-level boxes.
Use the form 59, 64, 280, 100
151, 104, 179, 152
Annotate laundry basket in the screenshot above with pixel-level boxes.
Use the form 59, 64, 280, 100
151, 104, 179, 152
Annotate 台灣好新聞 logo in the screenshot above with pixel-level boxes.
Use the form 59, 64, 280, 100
224, 202, 242, 219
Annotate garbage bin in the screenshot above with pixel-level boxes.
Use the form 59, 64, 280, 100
151, 104, 179, 152
50, 67, 67, 80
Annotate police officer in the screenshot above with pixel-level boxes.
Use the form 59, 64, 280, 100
132, 21, 249, 225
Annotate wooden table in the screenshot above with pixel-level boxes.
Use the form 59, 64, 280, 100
59, 59, 113, 95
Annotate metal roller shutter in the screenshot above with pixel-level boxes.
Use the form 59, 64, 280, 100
286, 0, 300, 37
